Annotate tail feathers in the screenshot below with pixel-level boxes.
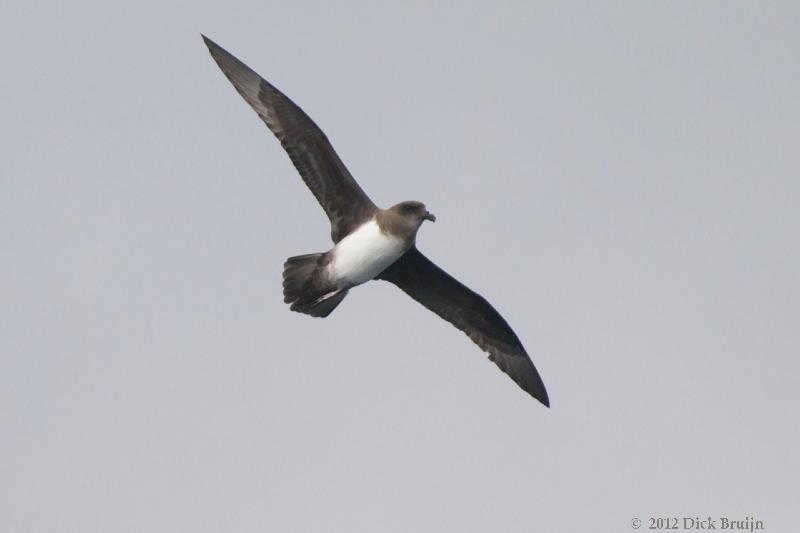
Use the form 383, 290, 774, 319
294, 288, 349, 318
282, 253, 322, 304
282, 253, 348, 318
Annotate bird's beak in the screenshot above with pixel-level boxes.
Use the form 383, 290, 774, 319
423, 211, 436, 223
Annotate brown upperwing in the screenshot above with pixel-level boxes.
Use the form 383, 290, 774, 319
203, 36, 377, 243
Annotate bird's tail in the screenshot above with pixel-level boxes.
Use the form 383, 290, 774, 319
282, 253, 348, 318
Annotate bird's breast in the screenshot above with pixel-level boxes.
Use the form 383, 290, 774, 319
328, 219, 407, 286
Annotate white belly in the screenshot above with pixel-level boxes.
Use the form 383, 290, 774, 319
329, 219, 406, 286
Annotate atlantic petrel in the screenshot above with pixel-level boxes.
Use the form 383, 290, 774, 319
203, 36, 549, 406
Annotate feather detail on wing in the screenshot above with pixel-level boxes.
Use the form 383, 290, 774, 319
203, 35, 377, 242
378, 247, 549, 406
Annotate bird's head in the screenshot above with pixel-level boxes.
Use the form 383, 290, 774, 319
380, 201, 436, 244
392, 201, 436, 226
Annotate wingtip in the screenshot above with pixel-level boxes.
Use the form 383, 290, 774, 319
539, 393, 551, 408
506, 356, 550, 408
201, 33, 217, 50
523, 371, 550, 408
527, 382, 550, 408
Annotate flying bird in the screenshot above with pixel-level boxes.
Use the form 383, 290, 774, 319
203, 35, 549, 406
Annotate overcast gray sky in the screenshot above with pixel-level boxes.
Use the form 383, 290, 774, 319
2, 1, 798, 531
